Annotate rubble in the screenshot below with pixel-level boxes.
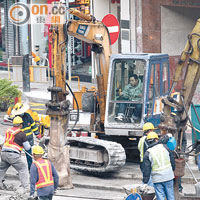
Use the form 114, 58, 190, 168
0, 183, 30, 200
123, 184, 155, 196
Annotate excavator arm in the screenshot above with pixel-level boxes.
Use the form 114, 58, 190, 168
160, 19, 200, 152
159, 19, 200, 199
47, 9, 126, 174
66, 8, 112, 125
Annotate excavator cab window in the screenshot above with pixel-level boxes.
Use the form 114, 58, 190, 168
162, 62, 169, 94
145, 59, 170, 126
108, 58, 145, 123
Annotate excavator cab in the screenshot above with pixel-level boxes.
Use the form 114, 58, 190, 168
105, 53, 170, 137
110, 58, 144, 123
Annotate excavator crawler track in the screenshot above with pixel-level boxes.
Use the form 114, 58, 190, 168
67, 137, 126, 173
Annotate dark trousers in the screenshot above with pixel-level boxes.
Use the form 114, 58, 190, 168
118, 103, 142, 118
39, 195, 53, 200
25, 148, 32, 171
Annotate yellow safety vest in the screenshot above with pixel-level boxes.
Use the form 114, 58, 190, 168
4, 127, 23, 152
138, 136, 147, 162
147, 144, 171, 172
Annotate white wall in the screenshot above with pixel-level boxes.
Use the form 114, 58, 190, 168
93, 0, 109, 21
130, 0, 136, 53
161, 6, 199, 56
120, 0, 130, 53
31, 0, 48, 61
32, 24, 48, 56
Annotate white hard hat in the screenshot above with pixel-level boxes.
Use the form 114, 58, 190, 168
11, 103, 29, 116
0, 135, 5, 145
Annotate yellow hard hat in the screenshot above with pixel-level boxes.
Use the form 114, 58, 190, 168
147, 131, 159, 140
143, 122, 155, 131
13, 116, 23, 125
32, 145, 44, 155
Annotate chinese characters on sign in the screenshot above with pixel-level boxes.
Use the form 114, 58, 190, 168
8, 3, 66, 26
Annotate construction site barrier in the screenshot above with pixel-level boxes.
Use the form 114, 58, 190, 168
9, 64, 50, 83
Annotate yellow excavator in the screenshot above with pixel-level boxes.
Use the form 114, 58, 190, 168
47, 8, 172, 177
47, 9, 200, 193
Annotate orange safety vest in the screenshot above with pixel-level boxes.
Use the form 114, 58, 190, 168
34, 158, 54, 189
4, 127, 23, 152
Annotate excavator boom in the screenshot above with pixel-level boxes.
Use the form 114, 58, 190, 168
66, 14, 111, 124
160, 18, 200, 145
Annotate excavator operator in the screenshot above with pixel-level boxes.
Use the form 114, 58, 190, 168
115, 74, 143, 122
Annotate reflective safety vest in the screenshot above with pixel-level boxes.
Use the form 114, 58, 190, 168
4, 127, 23, 152
34, 158, 54, 189
138, 136, 147, 162
147, 144, 171, 172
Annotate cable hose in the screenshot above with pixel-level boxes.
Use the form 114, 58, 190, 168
65, 81, 79, 135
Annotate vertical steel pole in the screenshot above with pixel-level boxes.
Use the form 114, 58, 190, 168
90, 0, 96, 83
22, 54, 30, 92
135, 0, 143, 53
20, 0, 30, 92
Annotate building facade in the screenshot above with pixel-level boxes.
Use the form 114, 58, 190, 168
2, 0, 200, 70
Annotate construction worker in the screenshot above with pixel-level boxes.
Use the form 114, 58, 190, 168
29, 145, 59, 200
142, 132, 175, 200
115, 74, 143, 122
11, 102, 39, 171
0, 135, 5, 151
138, 122, 155, 172
0, 116, 30, 192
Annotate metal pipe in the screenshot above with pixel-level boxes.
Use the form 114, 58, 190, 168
186, 161, 198, 184
23, 149, 33, 158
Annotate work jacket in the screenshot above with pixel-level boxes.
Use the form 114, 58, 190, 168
148, 144, 171, 172
21, 113, 39, 146
121, 79, 143, 101
4, 127, 23, 152
138, 135, 149, 162
143, 143, 175, 184
34, 158, 54, 189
